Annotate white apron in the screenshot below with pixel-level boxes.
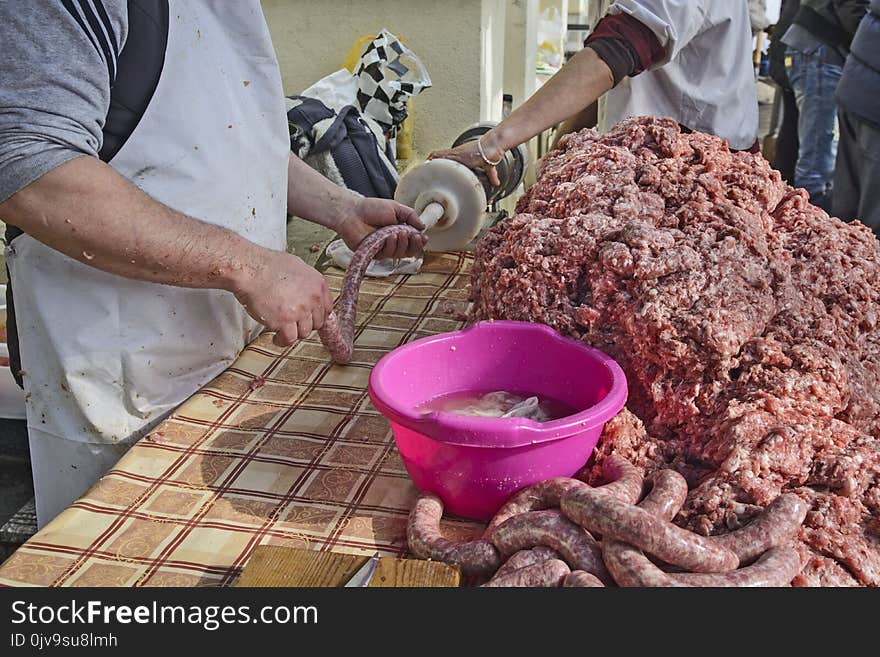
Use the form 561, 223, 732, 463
598, 0, 759, 150
6, 0, 290, 526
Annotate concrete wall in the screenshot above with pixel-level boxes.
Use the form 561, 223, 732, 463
262, 0, 506, 161
481, 0, 508, 125
504, 0, 538, 107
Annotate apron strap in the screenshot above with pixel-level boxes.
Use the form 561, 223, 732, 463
4, 224, 24, 388
99, 0, 169, 161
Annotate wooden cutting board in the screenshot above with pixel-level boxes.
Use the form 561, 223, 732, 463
236, 545, 461, 588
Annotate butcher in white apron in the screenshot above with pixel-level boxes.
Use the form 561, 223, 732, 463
431, 0, 759, 182
0, 1, 423, 528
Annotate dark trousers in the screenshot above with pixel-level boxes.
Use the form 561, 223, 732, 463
772, 86, 799, 185
833, 108, 880, 236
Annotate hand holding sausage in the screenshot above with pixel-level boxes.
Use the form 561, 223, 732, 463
230, 249, 334, 348
336, 196, 427, 259
317, 223, 423, 363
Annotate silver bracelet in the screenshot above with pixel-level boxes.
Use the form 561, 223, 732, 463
477, 137, 503, 167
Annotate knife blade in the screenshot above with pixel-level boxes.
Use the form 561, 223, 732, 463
343, 552, 380, 587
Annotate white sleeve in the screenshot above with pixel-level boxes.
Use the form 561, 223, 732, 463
608, 0, 709, 66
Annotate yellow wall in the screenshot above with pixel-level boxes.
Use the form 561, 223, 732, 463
261, 0, 507, 161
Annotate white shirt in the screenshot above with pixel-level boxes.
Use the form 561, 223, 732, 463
600, 0, 759, 150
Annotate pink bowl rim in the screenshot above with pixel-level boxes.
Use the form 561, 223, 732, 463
368, 320, 628, 449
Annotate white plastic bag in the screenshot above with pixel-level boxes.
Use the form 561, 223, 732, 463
537, 7, 565, 72
298, 70, 358, 113
326, 238, 423, 278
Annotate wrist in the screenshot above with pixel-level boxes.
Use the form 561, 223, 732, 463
480, 129, 507, 162
220, 236, 265, 297
335, 192, 364, 237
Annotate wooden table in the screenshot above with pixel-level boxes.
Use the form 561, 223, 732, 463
0, 252, 481, 587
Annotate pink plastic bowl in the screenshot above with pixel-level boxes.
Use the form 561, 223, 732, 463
368, 320, 627, 520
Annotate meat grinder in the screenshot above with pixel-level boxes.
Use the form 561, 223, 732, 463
394, 122, 528, 252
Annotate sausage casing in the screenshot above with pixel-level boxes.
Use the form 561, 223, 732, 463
407, 492, 501, 577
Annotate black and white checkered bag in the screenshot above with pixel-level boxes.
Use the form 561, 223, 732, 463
354, 29, 432, 138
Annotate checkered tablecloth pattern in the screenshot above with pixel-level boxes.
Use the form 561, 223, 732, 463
0, 252, 483, 587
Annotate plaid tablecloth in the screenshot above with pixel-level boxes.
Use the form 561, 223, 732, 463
0, 252, 485, 587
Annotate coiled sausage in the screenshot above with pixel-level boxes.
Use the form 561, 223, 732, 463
490, 510, 611, 584
602, 475, 807, 587
602, 467, 689, 586
493, 546, 561, 579
318, 224, 422, 364
481, 559, 571, 587
562, 487, 739, 573
484, 454, 644, 538
713, 493, 808, 564
604, 543, 802, 587
407, 492, 501, 577
563, 570, 605, 587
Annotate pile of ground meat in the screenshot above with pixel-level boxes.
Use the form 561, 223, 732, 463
470, 116, 880, 586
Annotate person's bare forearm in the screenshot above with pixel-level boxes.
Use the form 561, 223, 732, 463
285, 153, 425, 259
0, 155, 266, 293
286, 153, 359, 231
552, 101, 600, 149
484, 48, 613, 154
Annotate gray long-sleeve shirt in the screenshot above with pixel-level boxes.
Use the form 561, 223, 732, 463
0, 1, 128, 203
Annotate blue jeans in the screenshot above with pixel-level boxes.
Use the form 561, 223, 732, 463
785, 46, 844, 209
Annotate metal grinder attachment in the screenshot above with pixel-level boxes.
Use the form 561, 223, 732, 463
394, 122, 528, 252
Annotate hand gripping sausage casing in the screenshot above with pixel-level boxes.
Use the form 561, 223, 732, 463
318, 224, 422, 364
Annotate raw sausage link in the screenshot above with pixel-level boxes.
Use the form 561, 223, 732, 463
318, 224, 422, 364
490, 510, 612, 584
561, 487, 739, 573
493, 546, 561, 579
604, 544, 802, 587
673, 547, 803, 587
713, 493, 808, 564
595, 454, 645, 504
483, 478, 588, 538
603, 482, 806, 586
602, 467, 689, 586
481, 559, 571, 587
407, 492, 501, 577
602, 541, 679, 587
639, 469, 689, 521
484, 454, 642, 538
563, 570, 605, 587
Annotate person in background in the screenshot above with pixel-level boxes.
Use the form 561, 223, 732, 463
0, 2, 425, 528
768, 0, 803, 184
833, 0, 880, 233
780, 0, 868, 211
430, 0, 759, 187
